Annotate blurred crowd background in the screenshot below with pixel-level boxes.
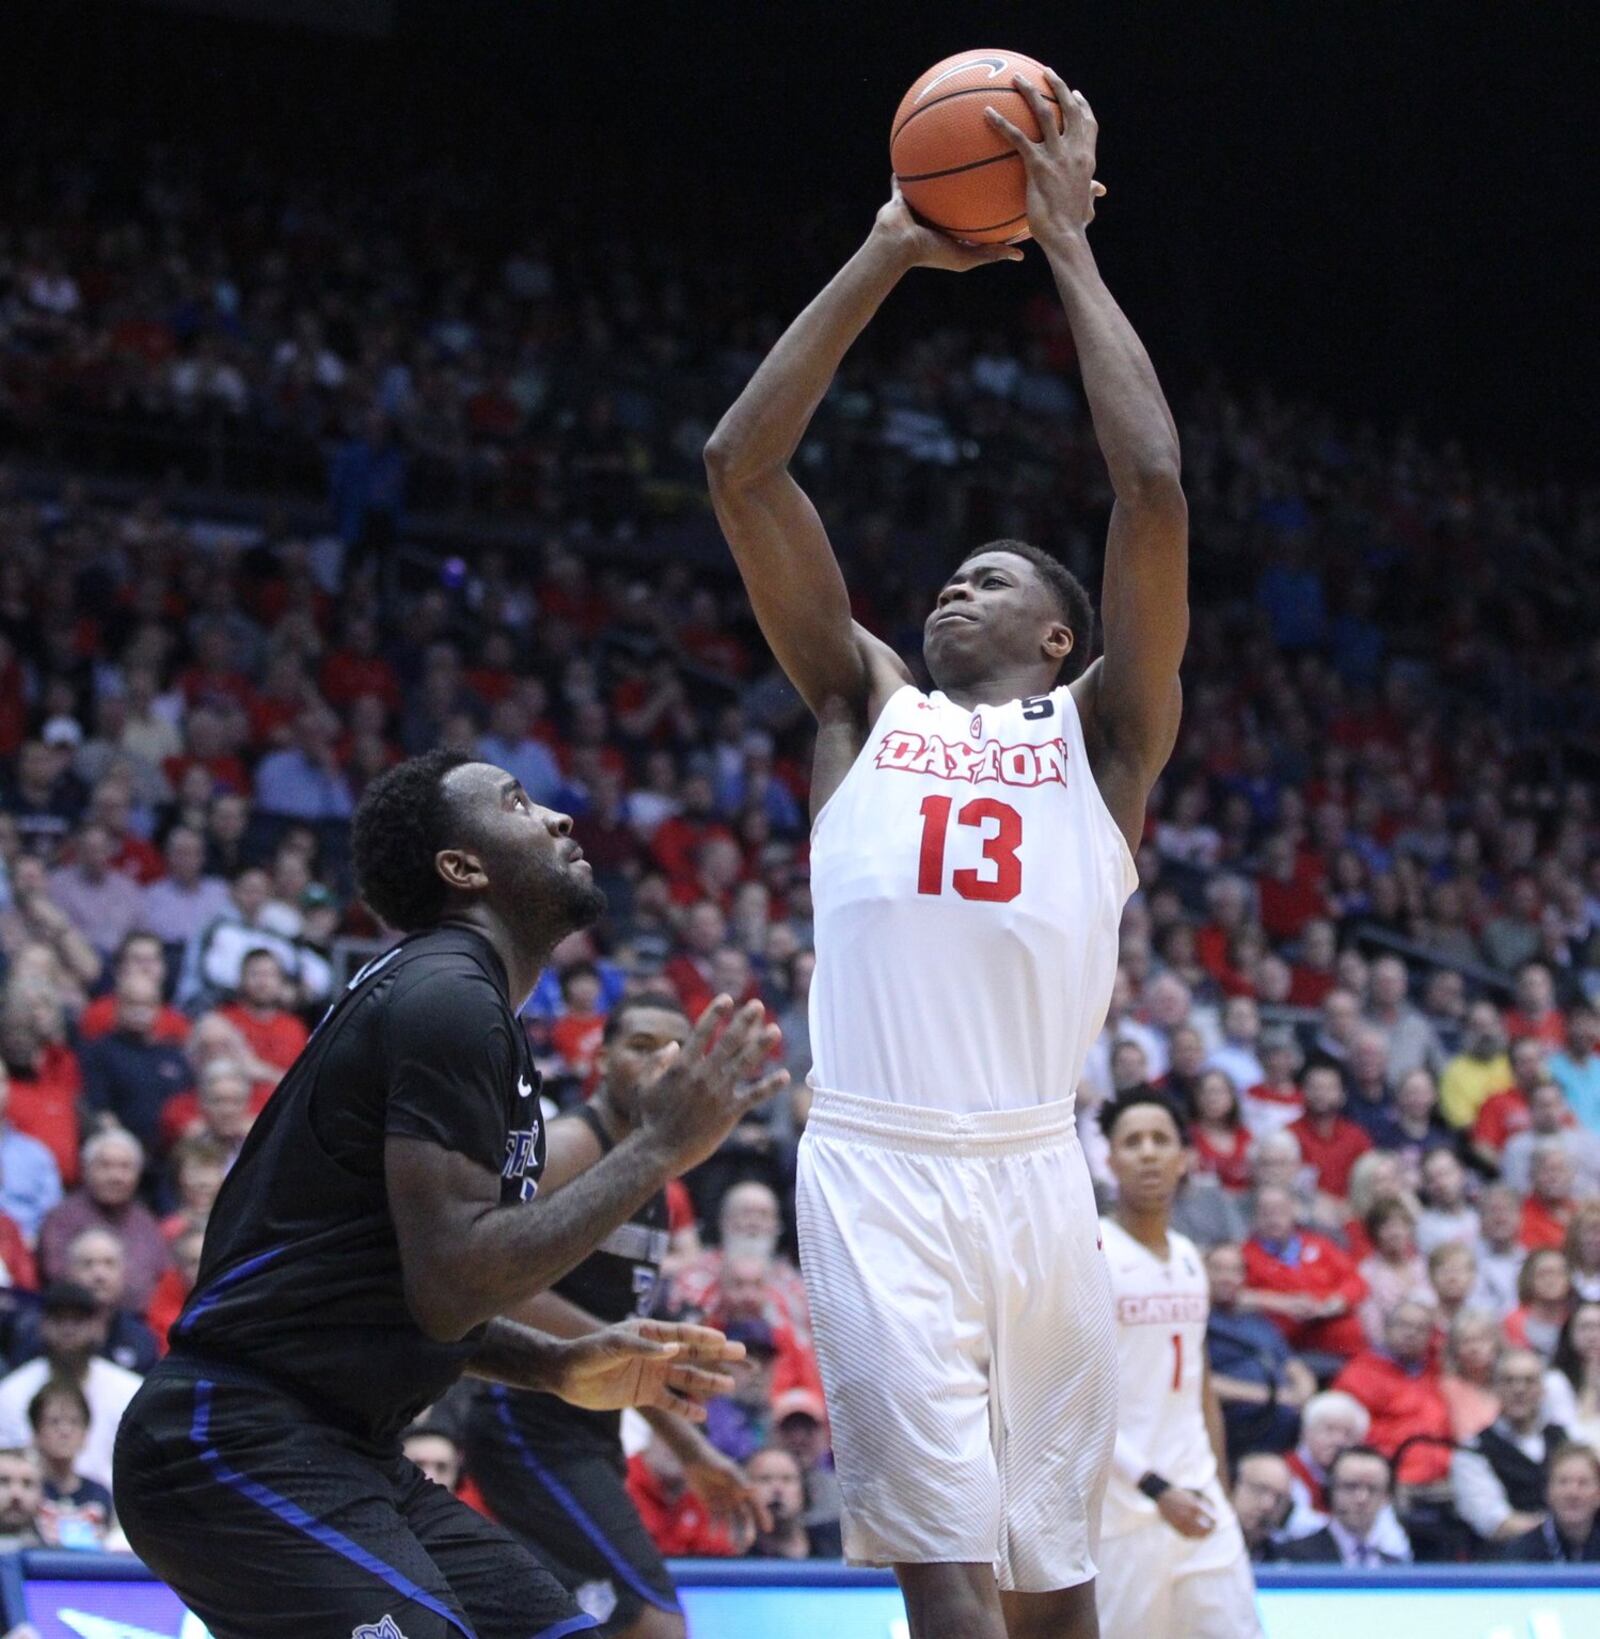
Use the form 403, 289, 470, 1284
3, 0, 1600, 1576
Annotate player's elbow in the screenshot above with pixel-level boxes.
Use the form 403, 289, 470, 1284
703, 424, 774, 490
403, 1263, 483, 1344
1125, 462, 1187, 521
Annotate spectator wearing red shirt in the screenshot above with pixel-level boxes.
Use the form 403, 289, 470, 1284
1519, 1145, 1577, 1252
1288, 919, 1340, 1008
1241, 1028, 1306, 1140
161, 706, 249, 798
175, 626, 256, 720
625, 1437, 736, 1559
1290, 1061, 1373, 1202
78, 934, 189, 1046
1258, 833, 1328, 943
0, 1207, 37, 1291
548, 964, 606, 1088
665, 901, 729, 1019
1191, 1069, 1252, 1192
1472, 1038, 1549, 1171
319, 613, 402, 714
0, 1001, 84, 1188
649, 774, 734, 884
83, 782, 164, 885
1333, 1298, 1454, 1484
1243, 1185, 1368, 1359
1505, 962, 1569, 1050
215, 950, 309, 1073
146, 1224, 204, 1354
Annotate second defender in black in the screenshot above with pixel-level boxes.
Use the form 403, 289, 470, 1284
113, 750, 786, 1639
466, 993, 767, 1639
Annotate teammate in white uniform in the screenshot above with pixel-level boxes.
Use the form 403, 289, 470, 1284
1096, 1087, 1262, 1638
706, 67, 1188, 1639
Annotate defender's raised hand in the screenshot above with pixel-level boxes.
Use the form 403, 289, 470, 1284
984, 70, 1107, 248
870, 181, 1025, 271
636, 995, 788, 1174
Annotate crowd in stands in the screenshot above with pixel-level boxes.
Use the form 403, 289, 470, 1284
3, 132, 1600, 1567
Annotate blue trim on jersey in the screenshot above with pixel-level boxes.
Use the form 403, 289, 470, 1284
173, 1241, 292, 1338
490, 1386, 680, 1614
188, 1379, 477, 1639
531, 1617, 601, 1638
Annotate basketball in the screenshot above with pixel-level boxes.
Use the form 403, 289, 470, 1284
891, 49, 1064, 244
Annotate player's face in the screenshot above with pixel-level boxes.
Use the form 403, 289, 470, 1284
1106, 1104, 1188, 1212
922, 552, 1069, 690
597, 1006, 690, 1123
442, 762, 607, 940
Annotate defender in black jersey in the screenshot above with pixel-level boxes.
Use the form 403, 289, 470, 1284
113, 750, 787, 1639
466, 995, 767, 1638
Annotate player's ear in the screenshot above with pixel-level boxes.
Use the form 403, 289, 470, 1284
434, 847, 488, 893
1042, 620, 1073, 662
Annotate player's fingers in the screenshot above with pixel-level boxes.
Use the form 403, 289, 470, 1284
1071, 86, 1098, 130
665, 1362, 738, 1401
600, 1329, 678, 1360
652, 1386, 708, 1421
685, 994, 735, 1060
1011, 74, 1060, 146
983, 106, 1033, 158
633, 1319, 740, 1362
729, 1021, 782, 1080
736, 1067, 790, 1116
708, 998, 767, 1069
1041, 67, 1080, 130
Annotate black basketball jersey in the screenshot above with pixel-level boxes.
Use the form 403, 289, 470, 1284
487, 1104, 669, 1455
171, 924, 546, 1449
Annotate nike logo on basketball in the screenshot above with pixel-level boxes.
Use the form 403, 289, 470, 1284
915, 57, 1008, 101
517, 1075, 534, 1098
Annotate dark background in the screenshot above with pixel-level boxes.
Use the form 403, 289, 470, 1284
6, 0, 1595, 474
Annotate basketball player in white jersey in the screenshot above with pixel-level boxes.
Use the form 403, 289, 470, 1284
705, 70, 1186, 1639
1096, 1086, 1262, 1636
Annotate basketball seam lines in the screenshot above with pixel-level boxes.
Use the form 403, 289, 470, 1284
892, 86, 1060, 144
896, 149, 1020, 185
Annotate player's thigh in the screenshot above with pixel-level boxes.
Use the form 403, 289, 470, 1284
400, 1460, 599, 1639
797, 1134, 997, 1553
462, 1414, 679, 1636
114, 1375, 479, 1639
1170, 1550, 1265, 1639
992, 1143, 1117, 1591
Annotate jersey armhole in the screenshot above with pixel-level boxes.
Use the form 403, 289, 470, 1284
1059, 685, 1141, 901
809, 680, 922, 840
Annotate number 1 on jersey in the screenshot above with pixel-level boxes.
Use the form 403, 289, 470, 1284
1170, 1331, 1182, 1391
917, 795, 1023, 902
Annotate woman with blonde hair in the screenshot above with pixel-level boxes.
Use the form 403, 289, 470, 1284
1343, 1149, 1419, 1258
1440, 1306, 1503, 1442
1564, 1200, 1600, 1303
1505, 1248, 1573, 1361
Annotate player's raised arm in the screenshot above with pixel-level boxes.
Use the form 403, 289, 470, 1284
704, 193, 1018, 718
989, 73, 1189, 846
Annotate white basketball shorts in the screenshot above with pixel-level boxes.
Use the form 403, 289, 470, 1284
1096, 1487, 1263, 1639
796, 1087, 1116, 1592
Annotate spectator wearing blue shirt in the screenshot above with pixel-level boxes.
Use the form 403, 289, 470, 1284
78, 973, 193, 1159
253, 709, 354, 822
478, 695, 561, 806
0, 1060, 64, 1240
1552, 1006, 1600, 1134
1205, 1242, 1316, 1453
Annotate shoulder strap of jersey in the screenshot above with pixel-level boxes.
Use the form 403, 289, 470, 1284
570, 1101, 615, 1155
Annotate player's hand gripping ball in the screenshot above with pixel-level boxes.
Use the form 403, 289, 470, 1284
891, 48, 1064, 244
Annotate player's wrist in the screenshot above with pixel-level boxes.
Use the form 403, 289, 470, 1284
1137, 1471, 1173, 1502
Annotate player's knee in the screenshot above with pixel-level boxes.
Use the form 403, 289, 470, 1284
617, 1605, 687, 1639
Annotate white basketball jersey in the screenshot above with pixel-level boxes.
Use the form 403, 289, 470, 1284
808, 682, 1138, 1114
1100, 1218, 1216, 1533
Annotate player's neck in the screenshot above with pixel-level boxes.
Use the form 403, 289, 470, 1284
439, 906, 553, 1007
937, 665, 1059, 710
1114, 1204, 1172, 1255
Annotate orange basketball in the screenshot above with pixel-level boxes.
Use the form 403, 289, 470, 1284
891, 49, 1063, 244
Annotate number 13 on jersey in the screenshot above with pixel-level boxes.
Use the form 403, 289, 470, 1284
917, 795, 1024, 903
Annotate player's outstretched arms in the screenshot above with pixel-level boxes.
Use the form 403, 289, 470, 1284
989, 72, 1188, 848
387, 997, 786, 1342
705, 190, 1017, 718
